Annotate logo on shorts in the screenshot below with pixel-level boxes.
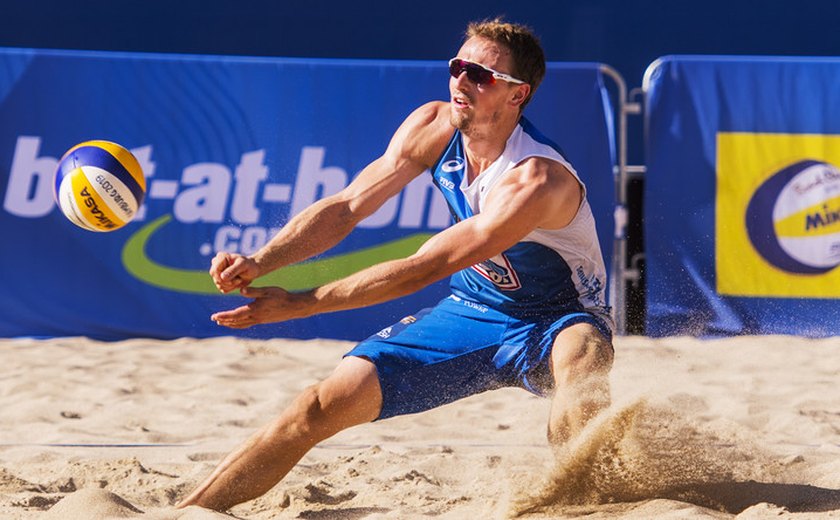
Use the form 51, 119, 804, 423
471, 254, 521, 291
376, 326, 393, 339
400, 315, 417, 325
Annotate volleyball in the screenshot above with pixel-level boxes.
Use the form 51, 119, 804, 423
53, 140, 146, 232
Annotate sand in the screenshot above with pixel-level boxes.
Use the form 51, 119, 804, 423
0, 334, 838, 519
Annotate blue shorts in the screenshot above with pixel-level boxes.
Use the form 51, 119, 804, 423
344, 295, 612, 420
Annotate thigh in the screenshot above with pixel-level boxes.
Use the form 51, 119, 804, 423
345, 296, 509, 420
504, 311, 613, 397
316, 355, 384, 428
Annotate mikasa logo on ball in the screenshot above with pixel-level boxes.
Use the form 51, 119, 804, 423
745, 160, 840, 274
76, 185, 119, 230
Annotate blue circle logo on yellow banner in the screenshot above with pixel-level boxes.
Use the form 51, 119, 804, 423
746, 159, 840, 274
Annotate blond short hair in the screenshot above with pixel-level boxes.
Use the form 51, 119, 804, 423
465, 18, 546, 108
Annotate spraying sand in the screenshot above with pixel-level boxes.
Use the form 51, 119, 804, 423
0, 335, 838, 519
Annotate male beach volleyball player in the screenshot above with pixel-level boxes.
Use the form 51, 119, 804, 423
178, 18, 614, 512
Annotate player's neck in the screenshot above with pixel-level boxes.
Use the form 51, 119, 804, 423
461, 113, 520, 180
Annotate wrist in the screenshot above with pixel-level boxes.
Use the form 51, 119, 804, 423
290, 288, 320, 319
250, 252, 268, 278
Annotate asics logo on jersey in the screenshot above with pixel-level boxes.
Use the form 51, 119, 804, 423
441, 158, 465, 172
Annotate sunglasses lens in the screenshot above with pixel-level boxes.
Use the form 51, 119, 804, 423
450, 59, 494, 85
449, 59, 463, 78
468, 64, 495, 85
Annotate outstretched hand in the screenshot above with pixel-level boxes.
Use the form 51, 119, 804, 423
211, 286, 314, 329
209, 252, 260, 294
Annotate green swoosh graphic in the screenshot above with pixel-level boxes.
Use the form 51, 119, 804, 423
122, 214, 434, 295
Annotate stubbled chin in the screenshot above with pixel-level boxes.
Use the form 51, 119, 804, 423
449, 105, 471, 130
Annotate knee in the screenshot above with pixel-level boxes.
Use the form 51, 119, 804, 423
271, 383, 334, 442
268, 360, 382, 442
297, 383, 329, 423
582, 334, 614, 374
551, 330, 614, 386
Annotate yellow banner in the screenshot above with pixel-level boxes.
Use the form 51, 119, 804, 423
716, 132, 840, 297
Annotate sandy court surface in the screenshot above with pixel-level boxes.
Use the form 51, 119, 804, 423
0, 334, 838, 519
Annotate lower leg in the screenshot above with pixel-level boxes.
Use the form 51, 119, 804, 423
546, 323, 614, 446
177, 356, 382, 512
548, 370, 611, 445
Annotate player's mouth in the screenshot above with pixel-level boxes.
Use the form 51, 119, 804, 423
452, 94, 471, 109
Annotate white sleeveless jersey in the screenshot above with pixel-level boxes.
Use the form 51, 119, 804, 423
430, 117, 612, 326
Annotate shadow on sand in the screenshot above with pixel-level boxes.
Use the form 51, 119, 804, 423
297, 507, 391, 520
663, 480, 840, 514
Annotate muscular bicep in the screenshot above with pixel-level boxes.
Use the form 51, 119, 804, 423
335, 102, 453, 222
413, 159, 581, 276
340, 155, 424, 219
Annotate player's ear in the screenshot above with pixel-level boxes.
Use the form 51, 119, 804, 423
510, 83, 531, 108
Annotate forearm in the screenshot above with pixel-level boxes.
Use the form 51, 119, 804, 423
304, 218, 490, 316
307, 253, 449, 316
252, 196, 357, 275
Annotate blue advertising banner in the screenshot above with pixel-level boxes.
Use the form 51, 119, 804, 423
645, 55, 840, 337
0, 49, 615, 341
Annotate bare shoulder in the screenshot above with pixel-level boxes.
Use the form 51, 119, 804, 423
389, 102, 455, 169
490, 156, 583, 229
510, 156, 581, 194
404, 101, 450, 128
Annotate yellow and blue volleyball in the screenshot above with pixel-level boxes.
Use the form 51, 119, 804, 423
53, 140, 146, 232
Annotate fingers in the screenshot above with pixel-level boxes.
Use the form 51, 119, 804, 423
209, 252, 254, 293
211, 305, 255, 329
220, 255, 249, 281
209, 252, 232, 291
211, 287, 288, 329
